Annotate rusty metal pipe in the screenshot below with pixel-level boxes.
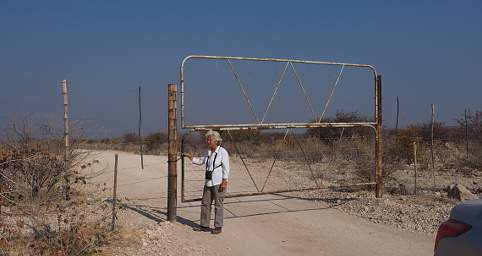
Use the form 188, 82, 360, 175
181, 182, 377, 203
180, 55, 379, 130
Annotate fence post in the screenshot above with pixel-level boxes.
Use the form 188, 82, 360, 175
413, 142, 417, 195
395, 96, 399, 134
138, 86, 144, 169
61, 80, 71, 200
62, 80, 70, 166
167, 83, 178, 222
111, 154, 119, 231
431, 104, 435, 187
465, 108, 469, 159
375, 74, 384, 198
181, 135, 185, 203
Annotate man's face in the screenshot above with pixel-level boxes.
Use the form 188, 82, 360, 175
206, 136, 217, 148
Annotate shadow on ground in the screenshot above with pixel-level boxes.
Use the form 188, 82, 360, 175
116, 193, 357, 228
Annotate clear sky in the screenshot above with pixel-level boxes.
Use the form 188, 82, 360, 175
1, 1, 481, 137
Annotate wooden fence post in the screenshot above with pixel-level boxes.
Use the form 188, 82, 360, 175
111, 154, 119, 231
167, 83, 178, 222
465, 108, 469, 159
395, 96, 399, 134
138, 86, 144, 169
413, 142, 418, 195
375, 75, 384, 198
62, 80, 70, 165
61, 80, 70, 200
430, 104, 435, 187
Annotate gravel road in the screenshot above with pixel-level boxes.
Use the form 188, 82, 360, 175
81, 150, 435, 256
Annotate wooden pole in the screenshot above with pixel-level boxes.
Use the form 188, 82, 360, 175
138, 86, 144, 169
111, 154, 118, 231
181, 135, 185, 203
430, 104, 435, 187
465, 108, 469, 159
395, 96, 399, 134
413, 142, 417, 195
375, 75, 384, 198
62, 80, 70, 200
62, 80, 70, 166
167, 83, 178, 222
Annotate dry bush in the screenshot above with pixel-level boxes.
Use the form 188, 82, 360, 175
0, 119, 110, 256
144, 132, 168, 154
437, 141, 482, 174
2, 202, 111, 256
455, 110, 482, 144
306, 111, 371, 139
79, 131, 169, 155
121, 133, 140, 144
80, 140, 145, 154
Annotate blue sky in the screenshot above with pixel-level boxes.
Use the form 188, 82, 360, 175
0, 1, 481, 136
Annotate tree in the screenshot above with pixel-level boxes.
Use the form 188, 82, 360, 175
306, 111, 370, 139
121, 133, 139, 144
456, 110, 482, 144
144, 132, 167, 151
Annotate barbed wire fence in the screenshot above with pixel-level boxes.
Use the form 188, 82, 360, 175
386, 103, 482, 195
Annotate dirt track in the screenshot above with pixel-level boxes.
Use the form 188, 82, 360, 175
81, 150, 434, 256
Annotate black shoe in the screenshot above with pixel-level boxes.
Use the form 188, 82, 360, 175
193, 226, 210, 232
211, 227, 222, 235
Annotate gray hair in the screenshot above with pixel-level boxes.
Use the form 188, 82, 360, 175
205, 130, 222, 143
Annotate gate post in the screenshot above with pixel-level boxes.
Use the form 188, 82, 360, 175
167, 83, 178, 222
375, 75, 384, 198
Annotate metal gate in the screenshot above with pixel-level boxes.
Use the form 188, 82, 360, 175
179, 55, 383, 203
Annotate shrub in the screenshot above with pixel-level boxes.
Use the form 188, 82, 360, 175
306, 111, 371, 139
144, 132, 167, 152
121, 133, 140, 144
0, 119, 110, 255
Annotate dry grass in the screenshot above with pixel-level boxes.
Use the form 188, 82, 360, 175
0, 121, 112, 256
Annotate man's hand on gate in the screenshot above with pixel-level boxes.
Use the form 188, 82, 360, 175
182, 153, 193, 161
219, 179, 228, 192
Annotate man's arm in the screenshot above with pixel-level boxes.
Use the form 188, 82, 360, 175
219, 149, 230, 192
183, 153, 207, 166
221, 150, 230, 180
192, 155, 207, 165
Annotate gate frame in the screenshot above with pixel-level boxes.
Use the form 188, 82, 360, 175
179, 55, 383, 202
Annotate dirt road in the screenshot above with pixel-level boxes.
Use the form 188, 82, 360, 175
82, 150, 434, 256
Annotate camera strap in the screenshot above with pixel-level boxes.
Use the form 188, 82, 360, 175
205, 149, 223, 172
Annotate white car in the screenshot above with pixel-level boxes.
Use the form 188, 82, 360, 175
434, 199, 482, 256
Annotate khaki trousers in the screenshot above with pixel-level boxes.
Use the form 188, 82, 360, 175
200, 185, 224, 228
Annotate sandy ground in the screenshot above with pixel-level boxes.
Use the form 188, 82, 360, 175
80, 150, 435, 256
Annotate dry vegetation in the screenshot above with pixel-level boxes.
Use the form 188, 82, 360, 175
3, 110, 476, 254
80, 132, 168, 155
0, 120, 112, 256
101, 110, 481, 195
179, 110, 481, 233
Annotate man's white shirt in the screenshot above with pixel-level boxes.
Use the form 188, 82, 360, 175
191, 146, 230, 187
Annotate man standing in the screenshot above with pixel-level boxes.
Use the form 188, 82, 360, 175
183, 130, 229, 234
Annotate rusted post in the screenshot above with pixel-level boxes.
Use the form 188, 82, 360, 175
375, 75, 383, 198
111, 154, 119, 231
138, 86, 144, 170
413, 142, 417, 195
167, 83, 178, 222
